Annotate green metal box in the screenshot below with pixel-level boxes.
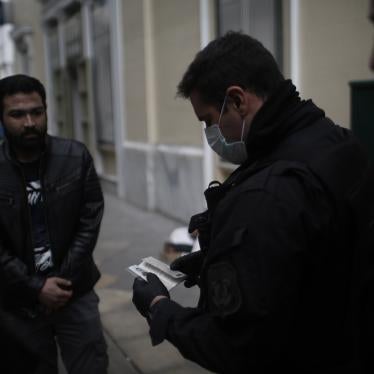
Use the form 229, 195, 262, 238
350, 80, 374, 162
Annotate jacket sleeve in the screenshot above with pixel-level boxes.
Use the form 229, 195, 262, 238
0, 241, 45, 306
58, 148, 104, 286
148, 170, 332, 372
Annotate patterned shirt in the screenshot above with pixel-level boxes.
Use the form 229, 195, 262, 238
21, 159, 54, 275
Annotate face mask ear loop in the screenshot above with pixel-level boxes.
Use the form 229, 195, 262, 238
240, 119, 246, 142
218, 95, 228, 127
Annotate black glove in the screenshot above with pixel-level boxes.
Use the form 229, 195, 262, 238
132, 273, 170, 317
170, 251, 204, 288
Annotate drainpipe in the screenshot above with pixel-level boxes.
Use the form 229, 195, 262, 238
81, 0, 103, 174
109, 0, 127, 198
290, 0, 300, 90
199, 0, 214, 188
143, 0, 157, 210
42, 25, 57, 135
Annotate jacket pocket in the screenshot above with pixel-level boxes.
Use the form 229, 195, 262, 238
0, 192, 14, 206
54, 171, 82, 195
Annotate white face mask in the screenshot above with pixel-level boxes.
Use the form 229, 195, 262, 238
204, 96, 248, 165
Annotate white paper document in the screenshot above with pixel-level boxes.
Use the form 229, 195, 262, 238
127, 256, 186, 291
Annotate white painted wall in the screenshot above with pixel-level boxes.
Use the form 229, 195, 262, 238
0, 24, 14, 78
292, 0, 373, 128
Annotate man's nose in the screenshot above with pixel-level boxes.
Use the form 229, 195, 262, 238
24, 113, 35, 127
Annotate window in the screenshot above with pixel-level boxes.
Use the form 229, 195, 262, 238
217, 0, 283, 67
92, 0, 114, 145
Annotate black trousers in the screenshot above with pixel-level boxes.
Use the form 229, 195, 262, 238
0, 322, 39, 374
2, 290, 108, 374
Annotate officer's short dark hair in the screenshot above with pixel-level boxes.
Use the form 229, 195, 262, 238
177, 31, 284, 108
0, 74, 47, 120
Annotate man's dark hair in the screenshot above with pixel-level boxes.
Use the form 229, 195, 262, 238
177, 31, 284, 108
0, 74, 47, 119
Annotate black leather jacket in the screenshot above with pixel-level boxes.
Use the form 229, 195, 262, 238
0, 135, 104, 311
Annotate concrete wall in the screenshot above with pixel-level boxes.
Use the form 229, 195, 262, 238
153, 146, 205, 221
292, 0, 372, 128
123, 145, 150, 209
152, 0, 203, 146
122, 144, 205, 220
12, 0, 46, 81
122, 0, 148, 142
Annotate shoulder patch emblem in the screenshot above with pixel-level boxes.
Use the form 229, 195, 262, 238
207, 262, 242, 317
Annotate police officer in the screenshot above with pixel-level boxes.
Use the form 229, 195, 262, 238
132, 32, 369, 373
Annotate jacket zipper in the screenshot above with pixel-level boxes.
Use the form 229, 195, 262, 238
54, 171, 80, 193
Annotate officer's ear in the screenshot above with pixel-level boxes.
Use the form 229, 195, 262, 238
226, 86, 249, 116
226, 86, 265, 118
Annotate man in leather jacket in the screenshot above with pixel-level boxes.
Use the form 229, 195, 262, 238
132, 32, 371, 373
0, 74, 108, 374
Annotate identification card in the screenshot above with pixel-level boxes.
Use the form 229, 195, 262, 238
127, 256, 186, 290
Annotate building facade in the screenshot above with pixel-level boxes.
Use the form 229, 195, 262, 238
36, 0, 372, 222
0, 0, 46, 81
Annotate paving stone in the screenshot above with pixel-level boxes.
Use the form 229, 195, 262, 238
97, 288, 132, 313
153, 362, 213, 374
102, 308, 149, 341
96, 273, 119, 289
105, 332, 140, 374
117, 335, 187, 374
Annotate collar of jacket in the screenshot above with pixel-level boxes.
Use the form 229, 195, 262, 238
244, 79, 325, 165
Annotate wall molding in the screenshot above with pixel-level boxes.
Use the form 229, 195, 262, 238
123, 141, 203, 157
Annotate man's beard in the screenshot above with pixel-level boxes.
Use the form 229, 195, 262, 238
4, 126, 47, 153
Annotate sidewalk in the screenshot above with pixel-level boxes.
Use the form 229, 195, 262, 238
93, 193, 212, 374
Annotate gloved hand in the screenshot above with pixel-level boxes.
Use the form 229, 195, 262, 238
170, 251, 204, 288
132, 273, 170, 317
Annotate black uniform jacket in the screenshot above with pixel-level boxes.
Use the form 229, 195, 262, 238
0, 135, 104, 311
149, 81, 369, 373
